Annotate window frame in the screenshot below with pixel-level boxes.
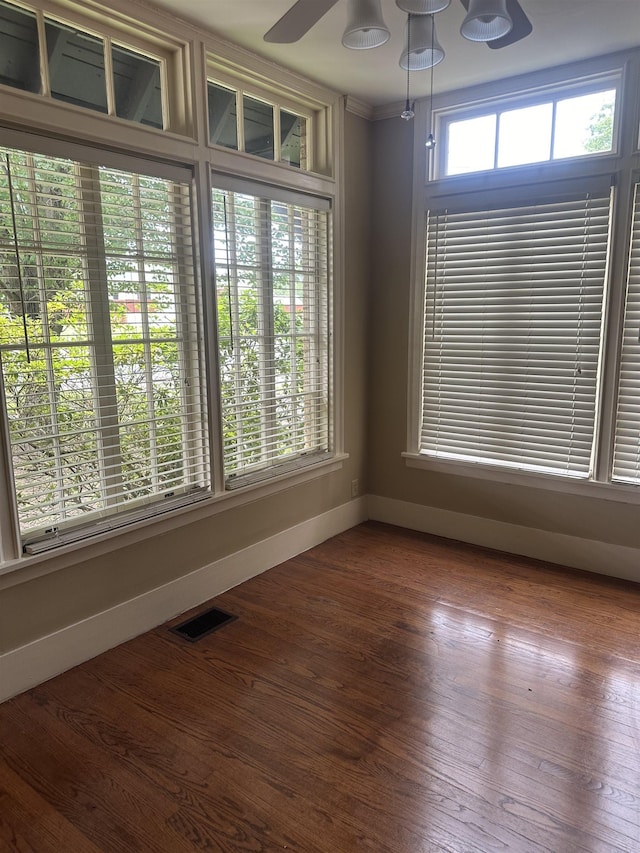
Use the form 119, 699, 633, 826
207, 78, 314, 172
0, 2, 345, 571
210, 177, 333, 488
205, 53, 335, 179
406, 49, 640, 505
0, 132, 211, 553
0, 0, 192, 135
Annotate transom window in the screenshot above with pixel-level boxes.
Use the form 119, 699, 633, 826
0, 0, 165, 129
443, 83, 617, 177
207, 81, 309, 170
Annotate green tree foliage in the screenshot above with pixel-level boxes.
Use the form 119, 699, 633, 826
584, 102, 614, 153
0, 150, 191, 533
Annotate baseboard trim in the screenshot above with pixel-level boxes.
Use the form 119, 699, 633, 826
0, 498, 367, 703
368, 496, 640, 585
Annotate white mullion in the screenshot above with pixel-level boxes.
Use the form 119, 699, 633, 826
36, 10, 50, 97
274, 106, 282, 164
237, 91, 246, 153
104, 35, 116, 117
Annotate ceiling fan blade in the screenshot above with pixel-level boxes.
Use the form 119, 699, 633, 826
458, 0, 533, 50
264, 0, 341, 43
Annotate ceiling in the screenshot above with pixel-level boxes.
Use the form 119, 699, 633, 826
148, 0, 640, 108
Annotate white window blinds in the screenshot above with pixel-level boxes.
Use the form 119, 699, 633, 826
612, 181, 640, 484
420, 189, 612, 477
0, 145, 208, 548
211, 182, 331, 484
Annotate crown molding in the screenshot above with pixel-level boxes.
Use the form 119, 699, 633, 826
345, 96, 374, 120
372, 100, 406, 121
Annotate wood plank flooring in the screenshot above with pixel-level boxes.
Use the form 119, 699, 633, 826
1, 521, 639, 852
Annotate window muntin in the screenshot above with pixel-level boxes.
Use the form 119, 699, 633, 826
211, 184, 331, 483
420, 190, 612, 477
0, 0, 40, 94
207, 81, 310, 171
444, 86, 617, 177
0, 145, 208, 544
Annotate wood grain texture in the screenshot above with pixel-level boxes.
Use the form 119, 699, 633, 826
1, 521, 639, 852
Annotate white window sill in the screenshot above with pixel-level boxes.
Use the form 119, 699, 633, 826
403, 452, 640, 506
0, 453, 348, 591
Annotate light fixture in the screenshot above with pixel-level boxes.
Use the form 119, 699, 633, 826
396, 0, 451, 12
399, 12, 445, 70
342, 0, 390, 50
460, 0, 512, 43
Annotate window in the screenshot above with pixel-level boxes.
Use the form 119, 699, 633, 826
612, 181, 640, 485
207, 81, 309, 171
211, 181, 331, 485
0, 143, 208, 549
420, 186, 612, 477
0, 1, 168, 130
442, 84, 617, 177
412, 54, 640, 498
0, 4, 340, 565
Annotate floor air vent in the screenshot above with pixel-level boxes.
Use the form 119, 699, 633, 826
171, 607, 237, 642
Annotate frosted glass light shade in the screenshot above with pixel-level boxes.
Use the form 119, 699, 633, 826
396, 0, 451, 13
460, 0, 512, 42
399, 14, 445, 70
342, 0, 390, 49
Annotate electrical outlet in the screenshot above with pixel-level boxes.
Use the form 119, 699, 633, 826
351, 478, 359, 498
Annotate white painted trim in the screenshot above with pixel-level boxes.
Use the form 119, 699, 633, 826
372, 101, 406, 122
0, 454, 348, 591
368, 495, 640, 585
345, 97, 373, 121
0, 497, 367, 703
403, 452, 640, 506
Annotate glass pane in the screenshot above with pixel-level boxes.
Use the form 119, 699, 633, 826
280, 110, 306, 169
244, 96, 274, 160
44, 20, 107, 113
0, 0, 40, 93
554, 89, 616, 159
498, 103, 553, 168
207, 82, 238, 150
446, 115, 496, 176
112, 44, 162, 129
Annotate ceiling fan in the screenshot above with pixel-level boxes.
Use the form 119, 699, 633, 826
265, 0, 533, 54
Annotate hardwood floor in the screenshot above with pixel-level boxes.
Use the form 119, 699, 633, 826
1, 521, 639, 852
